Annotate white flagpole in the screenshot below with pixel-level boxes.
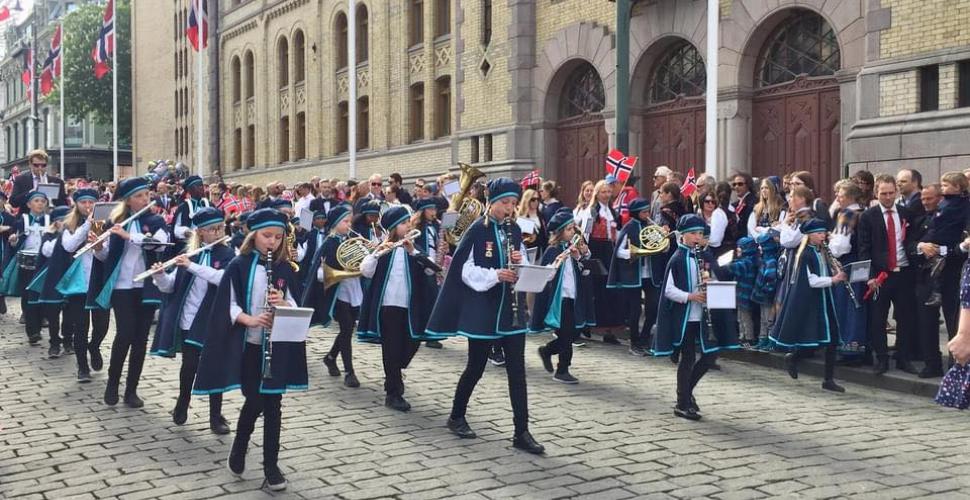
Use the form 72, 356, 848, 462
347, 0, 356, 180
704, 0, 718, 177
195, 0, 204, 177
59, 24, 65, 179
111, 0, 118, 182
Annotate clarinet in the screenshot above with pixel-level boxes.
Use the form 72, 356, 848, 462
820, 242, 861, 309
262, 250, 275, 381
504, 218, 524, 329
694, 244, 716, 343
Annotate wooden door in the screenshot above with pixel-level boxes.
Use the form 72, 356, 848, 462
556, 116, 608, 205
639, 98, 706, 194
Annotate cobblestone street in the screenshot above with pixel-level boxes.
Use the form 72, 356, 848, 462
2, 309, 970, 500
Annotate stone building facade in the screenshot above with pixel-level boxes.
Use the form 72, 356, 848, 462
131, 0, 970, 202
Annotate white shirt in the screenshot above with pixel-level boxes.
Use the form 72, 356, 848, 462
708, 208, 729, 248
228, 261, 297, 344
561, 256, 577, 300
361, 247, 414, 308
616, 233, 652, 279
174, 198, 211, 240
62, 221, 94, 284
154, 255, 225, 330
828, 204, 859, 258
41, 237, 56, 258
315, 265, 363, 307
94, 220, 170, 290
879, 204, 909, 268
31, 174, 48, 190
21, 213, 49, 253
807, 248, 834, 288
460, 231, 529, 292
294, 194, 315, 217
778, 208, 811, 249
663, 252, 702, 322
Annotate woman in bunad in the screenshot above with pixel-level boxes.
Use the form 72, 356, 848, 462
356, 206, 440, 411
827, 180, 868, 363
88, 177, 170, 408
150, 207, 235, 434
577, 179, 622, 343
26, 206, 70, 358
55, 189, 112, 381
773, 184, 817, 327
193, 208, 303, 491
573, 180, 594, 221
532, 209, 595, 384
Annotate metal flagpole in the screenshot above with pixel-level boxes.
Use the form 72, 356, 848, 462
59, 23, 65, 179
195, 0, 204, 177
347, 0, 356, 180
704, 0, 718, 177
28, 25, 35, 152
112, 0, 118, 181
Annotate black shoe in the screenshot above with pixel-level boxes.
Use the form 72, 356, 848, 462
822, 380, 845, 393
674, 406, 702, 421
512, 431, 545, 454
925, 292, 942, 307
784, 353, 798, 379
572, 340, 587, 348
48, 345, 61, 359
874, 357, 889, 375
489, 350, 506, 367
553, 371, 579, 384
28, 335, 41, 346
446, 417, 476, 439
227, 438, 247, 476
425, 340, 443, 349
77, 370, 92, 383
670, 349, 680, 365
124, 392, 144, 409
63, 344, 74, 356
344, 372, 359, 388
104, 381, 119, 406
896, 360, 919, 375
173, 399, 189, 425
384, 394, 411, 412
322, 355, 341, 377
263, 466, 287, 491
629, 346, 648, 356
919, 365, 944, 378
210, 416, 231, 435
89, 348, 104, 371
602, 333, 621, 345
689, 396, 700, 413
538, 346, 554, 373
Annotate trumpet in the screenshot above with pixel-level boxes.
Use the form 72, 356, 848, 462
74, 201, 157, 257
133, 235, 231, 282
371, 229, 422, 258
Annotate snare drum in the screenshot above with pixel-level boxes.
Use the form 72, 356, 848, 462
17, 251, 38, 270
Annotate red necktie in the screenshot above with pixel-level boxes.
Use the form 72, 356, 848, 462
886, 209, 897, 271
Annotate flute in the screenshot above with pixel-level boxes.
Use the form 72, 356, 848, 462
74, 201, 157, 257
133, 235, 231, 282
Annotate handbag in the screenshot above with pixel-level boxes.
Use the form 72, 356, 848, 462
935, 363, 970, 409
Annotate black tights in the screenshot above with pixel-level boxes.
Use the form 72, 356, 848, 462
792, 344, 837, 381
676, 323, 719, 408
107, 290, 156, 394
236, 344, 282, 474
328, 300, 357, 373
451, 334, 529, 436
178, 342, 223, 419
380, 307, 420, 396
67, 295, 110, 372
542, 298, 578, 373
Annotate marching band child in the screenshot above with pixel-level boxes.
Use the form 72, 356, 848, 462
151, 207, 235, 434
55, 189, 111, 382
413, 197, 445, 349
729, 237, 760, 348
2, 191, 50, 349
751, 232, 781, 351
172, 175, 211, 255
653, 214, 739, 421
193, 208, 304, 491
770, 218, 847, 393
90, 177, 170, 408
533, 209, 594, 383
26, 206, 70, 358
357, 206, 440, 411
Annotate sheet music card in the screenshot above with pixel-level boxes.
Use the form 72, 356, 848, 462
443, 181, 461, 197
516, 217, 537, 235
37, 183, 60, 201
706, 281, 737, 309
512, 264, 557, 293
269, 307, 314, 342
848, 260, 871, 283
93, 202, 119, 221
299, 208, 314, 231
441, 212, 460, 230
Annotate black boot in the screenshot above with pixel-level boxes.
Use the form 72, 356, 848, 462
384, 394, 411, 412
512, 431, 545, 454
322, 354, 340, 377
89, 347, 104, 372
446, 417, 476, 439
227, 436, 248, 476
172, 397, 189, 425
103, 380, 119, 406
263, 465, 287, 491
209, 416, 231, 435
784, 352, 798, 379
537, 346, 553, 373
822, 380, 845, 393
124, 388, 144, 409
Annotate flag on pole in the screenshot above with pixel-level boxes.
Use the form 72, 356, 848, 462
0, 7, 10, 21
20, 48, 32, 102
40, 24, 62, 97
91, 0, 114, 79
185, 0, 208, 51
605, 149, 636, 185
681, 167, 698, 197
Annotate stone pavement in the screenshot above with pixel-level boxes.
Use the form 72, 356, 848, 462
2, 308, 970, 500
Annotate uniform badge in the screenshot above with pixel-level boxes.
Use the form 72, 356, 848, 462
485, 241, 494, 258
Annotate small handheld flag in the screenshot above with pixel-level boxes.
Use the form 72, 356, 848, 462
605, 149, 637, 185
681, 167, 698, 197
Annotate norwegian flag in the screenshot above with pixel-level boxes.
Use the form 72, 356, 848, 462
605, 149, 636, 185
20, 48, 32, 102
681, 167, 698, 197
91, 0, 114, 80
520, 169, 541, 189
0, 7, 10, 22
40, 24, 62, 97
185, 0, 208, 51
220, 193, 244, 215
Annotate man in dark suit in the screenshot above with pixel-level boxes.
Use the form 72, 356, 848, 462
896, 168, 924, 217
731, 172, 756, 238
857, 175, 919, 375
10, 149, 67, 209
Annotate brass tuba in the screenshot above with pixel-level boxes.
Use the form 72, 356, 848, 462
629, 224, 671, 257
322, 235, 371, 289
444, 162, 486, 245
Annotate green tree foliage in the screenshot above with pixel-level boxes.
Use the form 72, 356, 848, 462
45, 0, 131, 146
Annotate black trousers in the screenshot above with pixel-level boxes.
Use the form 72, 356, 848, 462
107, 289, 157, 393
451, 333, 529, 435
867, 267, 916, 361
179, 342, 223, 418
67, 295, 110, 372
626, 281, 660, 347
328, 300, 358, 373
43, 304, 62, 347
236, 343, 282, 474
380, 306, 421, 396
543, 298, 578, 373
19, 268, 42, 340
792, 343, 837, 381
916, 259, 961, 367
676, 323, 718, 408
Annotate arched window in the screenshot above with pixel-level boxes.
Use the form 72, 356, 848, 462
336, 12, 348, 69
648, 41, 706, 104
231, 56, 241, 103
278, 37, 289, 89
357, 96, 369, 150
757, 10, 840, 87
356, 4, 368, 64
558, 62, 605, 120
293, 30, 306, 83
244, 50, 255, 99
409, 83, 425, 142
435, 76, 451, 138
